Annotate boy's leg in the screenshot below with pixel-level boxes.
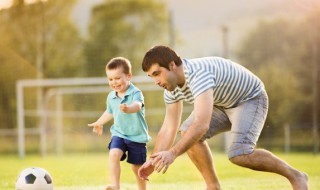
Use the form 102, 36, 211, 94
125, 139, 147, 190
107, 148, 124, 190
107, 137, 127, 190
131, 164, 146, 190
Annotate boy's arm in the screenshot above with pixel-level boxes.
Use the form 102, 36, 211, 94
119, 101, 142, 113
120, 90, 145, 113
88, 110, 113, 135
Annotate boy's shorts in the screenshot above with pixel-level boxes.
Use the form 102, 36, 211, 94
108, 136, 147, 165
180, 90, 269, 159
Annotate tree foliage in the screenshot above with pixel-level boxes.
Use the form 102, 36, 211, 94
0, 0, 84, 78
237, 10, 320, 128
0, 0, 83, 129
0, 47, 38, 129
84, 0, 169, 77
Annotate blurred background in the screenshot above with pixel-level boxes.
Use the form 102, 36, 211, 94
0, 0, 319, 158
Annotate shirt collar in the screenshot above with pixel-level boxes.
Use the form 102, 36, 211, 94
110, 83, 134, 99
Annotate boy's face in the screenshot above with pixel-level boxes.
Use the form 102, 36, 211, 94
106, 67, 131, 94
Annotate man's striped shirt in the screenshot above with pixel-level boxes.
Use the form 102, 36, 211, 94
164, 57, 264, 108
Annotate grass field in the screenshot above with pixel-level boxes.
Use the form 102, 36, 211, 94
1, 151, 319, 190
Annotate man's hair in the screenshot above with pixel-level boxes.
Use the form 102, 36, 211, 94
106, 57, 132, 74
142, 45, 182, 72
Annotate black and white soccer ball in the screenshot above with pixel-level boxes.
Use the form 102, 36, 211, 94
16, 167, 53, 190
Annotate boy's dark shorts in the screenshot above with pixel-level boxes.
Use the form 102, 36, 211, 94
108, 136, 147, 165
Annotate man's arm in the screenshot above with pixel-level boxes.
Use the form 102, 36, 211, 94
170, 89, 213, 156
138, 100, 183, 180
153, 100, 183, 152
151, 89, 214, 173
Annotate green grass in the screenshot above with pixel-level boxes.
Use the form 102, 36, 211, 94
1, 151, 319, 190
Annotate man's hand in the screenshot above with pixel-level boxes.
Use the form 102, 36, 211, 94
150, 150, 177, 174
138, 159, 155, 181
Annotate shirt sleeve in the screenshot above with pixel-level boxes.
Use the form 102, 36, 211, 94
164, 90, 176, 104
132, 90, 144, 107
106, 94, 113, 114
189, 69, 216, 99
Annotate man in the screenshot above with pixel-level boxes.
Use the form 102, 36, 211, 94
138, 45, 308, 190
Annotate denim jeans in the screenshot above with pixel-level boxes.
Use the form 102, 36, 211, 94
180, 90, 269, 158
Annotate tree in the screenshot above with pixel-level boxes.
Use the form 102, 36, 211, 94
42, 0, 84, 78
0, 0, 84, 129
236, 18, 312, 128
256, 63, 305, 126
84, 0, 169, 77
0, 0, 84, 78
0, 47, 38, 129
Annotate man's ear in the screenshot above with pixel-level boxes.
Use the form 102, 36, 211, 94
169, 61, 175, 70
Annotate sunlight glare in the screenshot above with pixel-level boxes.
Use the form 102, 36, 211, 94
0, 0, 48, 9
0, 0, 12, 9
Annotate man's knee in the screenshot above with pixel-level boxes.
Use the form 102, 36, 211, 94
227, 142, 256, 166
229, 153, 252, 168
229, 154, 244, 165
227, 142, 255, 159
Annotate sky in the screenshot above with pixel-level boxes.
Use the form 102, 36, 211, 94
72, 0, 320, 58
73, 0, 320, 58
2, 0, 320, 58
163, 0, 320, 58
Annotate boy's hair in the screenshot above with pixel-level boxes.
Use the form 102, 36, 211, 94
142, 45, 182, 72
106, 57, 132, 74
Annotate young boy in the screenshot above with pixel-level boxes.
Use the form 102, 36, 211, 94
88, 57, 151, 190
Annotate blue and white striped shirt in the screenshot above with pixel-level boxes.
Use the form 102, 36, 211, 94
164, 57, 264, 108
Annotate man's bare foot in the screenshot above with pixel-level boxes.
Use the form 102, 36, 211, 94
291, 171, 308, 190
105, 185, 120, 190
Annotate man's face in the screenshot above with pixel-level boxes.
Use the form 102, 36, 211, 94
146, 63, 177, 91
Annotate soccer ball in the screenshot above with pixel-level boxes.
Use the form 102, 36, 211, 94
15, 167, 53, 190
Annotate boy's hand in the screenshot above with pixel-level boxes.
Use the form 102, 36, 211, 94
88, 123, 103, 135
119, 104, 129, 113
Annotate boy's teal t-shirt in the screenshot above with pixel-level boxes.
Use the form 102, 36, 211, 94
106, 83, 151, 143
